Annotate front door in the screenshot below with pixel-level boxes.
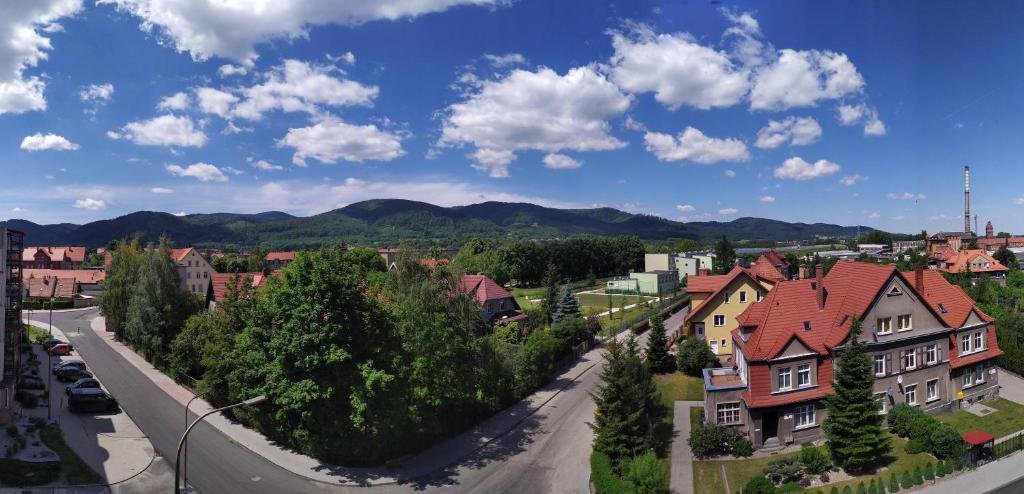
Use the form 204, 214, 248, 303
709, 339, 718, 354
762, 411, 778, 443
694, 322, 705, 340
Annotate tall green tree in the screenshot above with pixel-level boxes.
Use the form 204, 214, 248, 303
100, 238, 141, 339
713, 236, 736, 274
590, 336, 662, 465
644, 314, 670, 373
539, 263, 560, 323
994, 243, 1017, 270
823, 315, 891, 473
552, 283, 581, 323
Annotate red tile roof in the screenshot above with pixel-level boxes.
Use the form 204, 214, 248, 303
23, 246, 87, 263
25, 277, 76, 298
939, 249, 1008, 274
24, 269, 105, 284
265, 251, 296, 262
742, 359, 834, 408
685, 266, 779, 324
905, 269, 993, 328
461, 274, 514, 304
209, 272, 266, 303
170, 248, 193, 263
749, 256, 786, 283
948, 327, 1003, 369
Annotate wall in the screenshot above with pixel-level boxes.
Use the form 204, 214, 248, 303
644, 254, 672, 273
675, 257, 699, 278
179, 249, 213, 296
690, 275, 765, 356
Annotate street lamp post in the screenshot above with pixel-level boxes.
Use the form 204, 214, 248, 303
174, 395, 266, 494
182, 391, 205, 488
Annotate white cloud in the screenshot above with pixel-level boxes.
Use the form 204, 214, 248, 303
98, 0, 501, 64
864, 117, 886, 136
953, 121, 965, 130
542, 153, 581, 170
643, 126, 750, 164
676, 204, 696, 213
759, 195, 775, 203
195, 87, 238, 118
0, 1, 83, 114
217, 64, 247, 77
20, 133, 79, 151
78, 83, 114, 113
887, 192, 926, 201
157, 92, 190, 111
724, 169, 736, 177
483, 53, 526, 67
868, 212, 880, 219
750, 49, 864, 111
166, 162, 228, 182
754, 116, 822, 148
773, 156, 840, 180
608, 24, 748, 110
839, 174, 867, 186
150, 187, 173, 194
1015, 197, 1024, 206
278, 117, 405, 166
73, 198, 105, 210
252, 160, 283, 171
719, 208, 739, 215
836, 103, 886, 136
438, 66, 630, 177
328, 51, 357, 65
110, 115, 207, 147
172, 211, 187, 216
836, 104, 864, 125
222, 166, 244, 175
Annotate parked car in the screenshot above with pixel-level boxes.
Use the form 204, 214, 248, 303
68, 388, 118, 413
54, 366, 92, 382
53, 360, 86, 372
65, 378, 101, 395
47, 344, 73, 356
41, 339, 64, 350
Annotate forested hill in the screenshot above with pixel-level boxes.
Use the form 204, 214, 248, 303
5, 199, 875, 249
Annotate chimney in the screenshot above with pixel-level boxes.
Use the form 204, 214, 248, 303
915, 266, 925, 293
698, 268, 709, 276
815, 265, 825, 309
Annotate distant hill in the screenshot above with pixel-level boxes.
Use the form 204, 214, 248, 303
2, 199, 876, 249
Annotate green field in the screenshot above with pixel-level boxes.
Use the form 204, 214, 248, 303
939, 397, 1024, 438
654, 372, 705, 404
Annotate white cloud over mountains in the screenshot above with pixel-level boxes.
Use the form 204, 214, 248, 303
0, 1, 83, 114
278, 117, 405, 166
643, 127, 750, 164
773, 156, 840, 181
166, 162, 228, 182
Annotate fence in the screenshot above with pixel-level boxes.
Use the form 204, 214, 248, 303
599, 295, 689, 340
995, 431, 1024, 459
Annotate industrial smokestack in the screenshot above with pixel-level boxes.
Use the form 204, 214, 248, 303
964, 165, 971, 234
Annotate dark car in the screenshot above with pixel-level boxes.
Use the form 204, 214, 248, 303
41, 339, 64, 350
47, 344, 73, 356
65, 378, 101, 395
53, 360, 86, 372
54, 366, 92, 382
68, 388, 118, 413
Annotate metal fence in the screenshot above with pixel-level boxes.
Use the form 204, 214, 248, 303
600, 295, 688, 339
995, 432, 1024, 459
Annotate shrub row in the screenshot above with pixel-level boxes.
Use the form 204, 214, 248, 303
886, 404, 965, 460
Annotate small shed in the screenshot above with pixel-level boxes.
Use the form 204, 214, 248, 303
962, 430, 995, 464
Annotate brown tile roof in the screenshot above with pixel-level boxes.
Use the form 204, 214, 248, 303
23, 246, 87, 263
25, 277, 76, 298
939, 249, 1008, 274
461, 274, 514, 304
209, 272, 265, 303
265, 251, 296, 262
24, 269, 105, 284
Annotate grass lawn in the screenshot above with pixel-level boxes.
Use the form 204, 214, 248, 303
25, 325, 50, 344
40, 424, 103, 485
939, 397, 1024, 438
693, 435, 936, 494
654, 372, 705, 405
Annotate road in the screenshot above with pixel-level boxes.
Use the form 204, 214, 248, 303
31, 306, 683, 493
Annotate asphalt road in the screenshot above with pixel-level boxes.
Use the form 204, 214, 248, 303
30, 306, 684, 494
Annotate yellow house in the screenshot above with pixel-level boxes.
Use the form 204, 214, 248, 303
684, 265, 780, 358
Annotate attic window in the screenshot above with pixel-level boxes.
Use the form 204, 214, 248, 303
803, 321, 812, 331
938, 303, 948, 314
810, 282, 817, 291
888, 285, 903, 296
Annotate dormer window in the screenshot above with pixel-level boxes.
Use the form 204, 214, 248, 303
896, 314, 912, 332
803, 321, 812, 331
876, 317, 892, 335
938, 303, 948, 314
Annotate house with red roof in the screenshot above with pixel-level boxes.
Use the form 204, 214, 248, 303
22, 246, 87, 269
206, 272, 267, 310
171, 247, 214, 296
933, 249, 1008, 282
461, 273, 526, 326
265, 251, 296, 269
684, 265, 782, 358
703, 260, 1002, 450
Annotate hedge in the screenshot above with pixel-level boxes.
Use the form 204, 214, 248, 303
0, 459, 60, 486
590, 451, 636, 494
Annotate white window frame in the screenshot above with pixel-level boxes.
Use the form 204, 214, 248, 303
794, 404, 815, 429
756, 291, 763, 302
724, 292, 731, 303
974, 331, 985, 352
897, 314, 912, 332
905, 384, 917, 405
717, 402, 741, 425
778, 367, 792, 391
713, 315, 725, 327
877, 317, 892, 335
926, 379, 938, 402
902, 349, 916, 370
963, 371, 973, 388
739, 290, 747, 303
926, 344, 937, 365
976, 364, 986, 385
961, 333, 972, 354
797, 364, 811, 387
874, 355, 886, 376
875, 392, 887, 414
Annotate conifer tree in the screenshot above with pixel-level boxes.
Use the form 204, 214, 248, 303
644, 314, 670, 373
590, 336, 662, 464
539, 264, 560, 323
552, 283, 581, 324
824, 315, 891, 473
888, 472, 900, 492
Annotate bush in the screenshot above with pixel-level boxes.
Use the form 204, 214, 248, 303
689, 423, 749, 459
623, 451, 668, 494
888, 472, 900, 492
868, 478, 878, 494
730, 435, 754, 457
743, 476, 776, 494
830, 488, 839, 494
907, 414, 939, 441
590, 451, 635, 494
935, 460, 946, 477
4, 425, 16, 438
857, 482, 867, 494
904, 438, 924, 454
778, 482, 802, 494
900, 470, 913, 489
13, 391, 37, 408
924, 462, 934, 481
886, 404, 925, 437
675, 336, 717, 375
799, 445, 831, 475
0, 459, 60, 486
912, 465, 923, 485
764, 457, 803, 484
513, 330, 562, 397
842, 485, 852, 494
928, 424, 966, 460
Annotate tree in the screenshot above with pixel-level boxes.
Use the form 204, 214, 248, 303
623, 451, 668, 494
713, 236, 736, 274
994, 243, 1017, 270
888, 472, 900, 492
539, 263, 560, 323
100, 238, 141, 338
676, 336, 717, 375
742, 476, 776, 494
644, 314, 670, 373
590, 336, 662, 464
513, 330, 561, 396
823, 315, 891, 473
552, 283, 581, 323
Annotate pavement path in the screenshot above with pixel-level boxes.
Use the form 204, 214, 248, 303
670, 401, 703, 494
33, 307, 680, 494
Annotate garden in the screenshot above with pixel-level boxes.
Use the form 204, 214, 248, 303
938, 398, 1024, 438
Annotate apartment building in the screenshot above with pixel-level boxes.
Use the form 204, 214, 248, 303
172, 247, 214, 296
703, 261, 1002, 450
0, 225, 23, 423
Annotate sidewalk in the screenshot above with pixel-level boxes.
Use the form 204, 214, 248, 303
669, 401, 702, 494
24, 320, 157, 487
916, 449, 1024, 493
82, 312, 634, 487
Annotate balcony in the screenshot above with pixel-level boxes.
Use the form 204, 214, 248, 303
703, 367, 747, 392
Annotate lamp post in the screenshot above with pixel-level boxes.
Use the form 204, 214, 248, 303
182, 390, 205, 488
174, 395, 266, 493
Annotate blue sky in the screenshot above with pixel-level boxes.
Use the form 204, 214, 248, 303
2, 1, 1023, 234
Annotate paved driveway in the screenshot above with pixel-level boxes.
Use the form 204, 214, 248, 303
999, 368, 1024, 404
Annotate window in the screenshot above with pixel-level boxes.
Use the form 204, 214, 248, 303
925, 344, 937, 365
697, 326, 704, 336
795, 405, 815, 428
717, 403, 741, 425
756, 291, 763, 302
974, 331, 985, 351
961, 334, 971, 354
721, 339, 727, 347
905, 384, 917, 405
204, 271, 209, 279
963, 370, 973, 388
739, 290, 747, 303
976, 364, 986, 384
724, 292, 731, 303
797, 364, 811, 387
713, 315, 725, 327
778, 367, 792, 390
188, 260, 192, 267
877, 317, 892, 335
874, 355, 886, 376
927, 379, 938, 401
875, 392, 887, 414
187, 272, 192, 279
897, 314, 912, 331
901, 349, 916, 370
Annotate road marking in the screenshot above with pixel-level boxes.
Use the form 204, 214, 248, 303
251, 476, 262, 482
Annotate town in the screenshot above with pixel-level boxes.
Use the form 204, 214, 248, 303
3, 2, 1024, 494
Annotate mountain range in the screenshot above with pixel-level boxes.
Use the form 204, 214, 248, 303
2, 199, 875, 249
